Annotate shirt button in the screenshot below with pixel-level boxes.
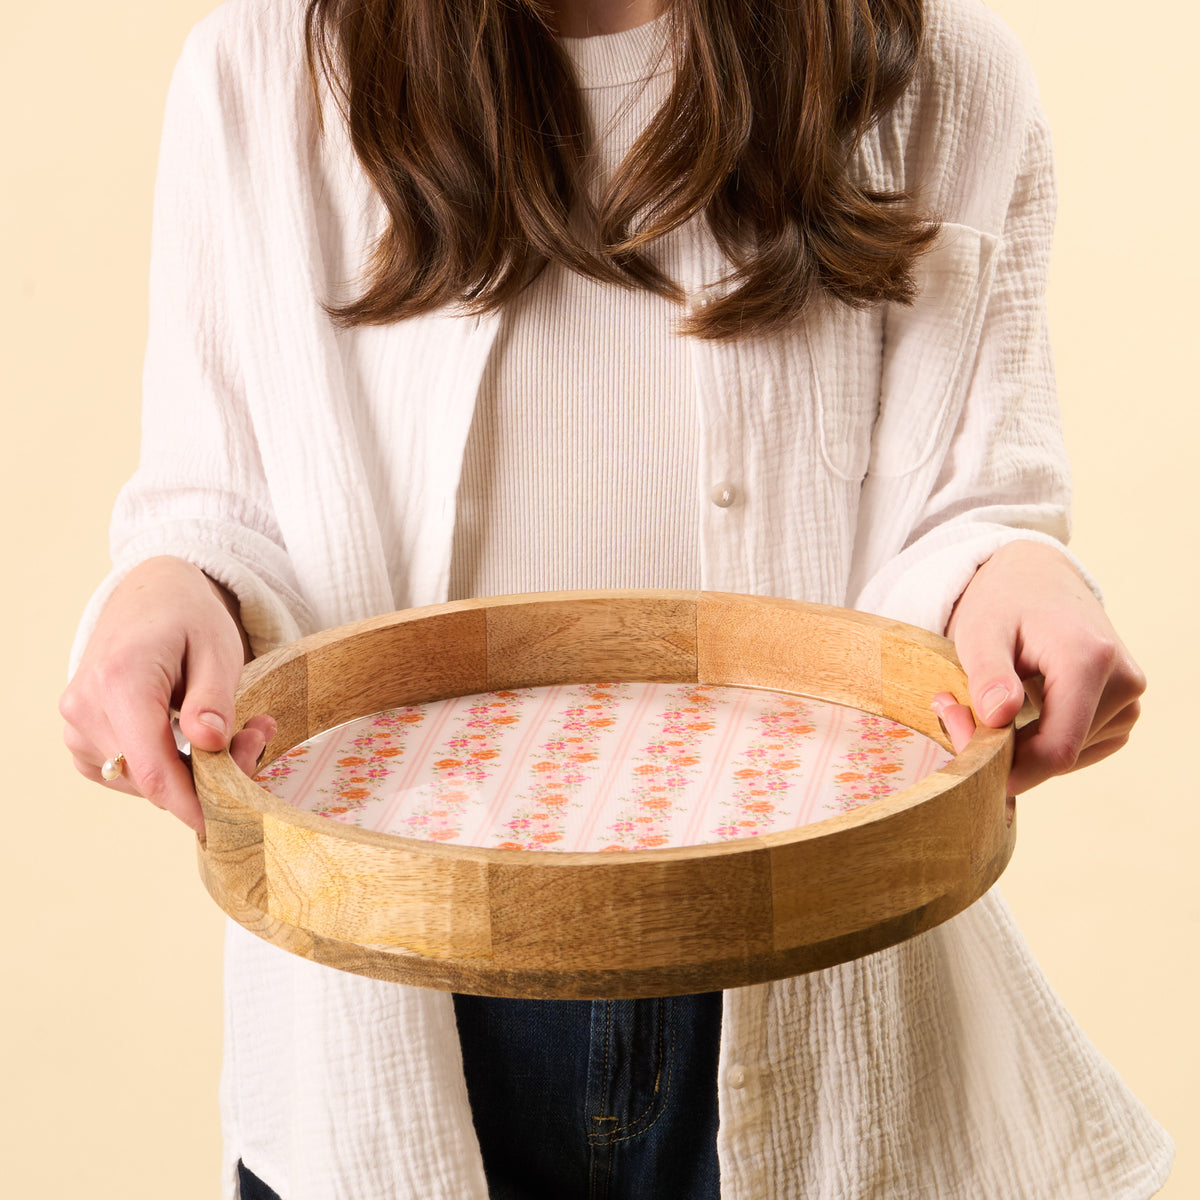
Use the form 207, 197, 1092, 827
689, 288, 716, 314
710, 481, 737, 508
728, 1066, 748, 1089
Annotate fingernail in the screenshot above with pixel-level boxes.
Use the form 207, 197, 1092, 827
198, 712, 228, 737
981, 684, 1012, 721
931, 696, 948, 715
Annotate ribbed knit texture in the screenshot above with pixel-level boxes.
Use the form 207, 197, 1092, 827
448, 15, 700, 599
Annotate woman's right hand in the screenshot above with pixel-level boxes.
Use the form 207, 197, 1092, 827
59, 556, 276, 836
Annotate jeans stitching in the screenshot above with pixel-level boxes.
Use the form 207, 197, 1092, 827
587, 997, 676, 1147
604, 998, 677, 1145
588, 1001, 615, 1200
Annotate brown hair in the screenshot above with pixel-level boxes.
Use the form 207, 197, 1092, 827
303, 0, 939, 341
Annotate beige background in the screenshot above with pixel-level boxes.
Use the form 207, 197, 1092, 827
2, 0, 1194, 1193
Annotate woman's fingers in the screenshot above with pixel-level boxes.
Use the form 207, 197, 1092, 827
945, 541, 1146, 796
930, 692, 1017, 825
931, 692, 976, 754
64, 727, 143, 798
230, 715, 278, 778
1007, 636, 1144, 794
59, 557, 257, 836
106, 681, 206, 831
177, 621, 248, 753
1005, 650, 1109, 794
65, 698, 276, 829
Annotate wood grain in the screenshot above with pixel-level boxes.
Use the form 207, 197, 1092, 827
194, 590, 1016, 999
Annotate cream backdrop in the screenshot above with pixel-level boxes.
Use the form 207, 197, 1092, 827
2, 0, 1194, 1195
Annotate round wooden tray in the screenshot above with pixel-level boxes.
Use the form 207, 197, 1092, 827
193, 590, 1016, 999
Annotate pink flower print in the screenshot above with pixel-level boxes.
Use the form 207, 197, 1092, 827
828, 714, 936, 813
603, 683, 721, 850
498, 681, 630, 851
711, 697, 819, 842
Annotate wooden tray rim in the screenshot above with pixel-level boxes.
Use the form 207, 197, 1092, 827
197, 589, 1009, 864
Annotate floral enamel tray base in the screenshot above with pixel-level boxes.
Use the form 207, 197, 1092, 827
255, 683, 951, 853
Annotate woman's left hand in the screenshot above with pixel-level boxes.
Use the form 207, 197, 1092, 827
933, 540, 1146, 795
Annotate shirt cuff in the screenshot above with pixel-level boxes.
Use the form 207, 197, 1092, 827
68, 520, 313, 677
852, 523, 1102, 638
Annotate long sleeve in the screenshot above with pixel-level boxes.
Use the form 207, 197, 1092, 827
847, 99, 1099, 636
69, 25, 314, 675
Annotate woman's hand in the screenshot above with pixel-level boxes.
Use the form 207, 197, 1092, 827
934, 540, 1145, 796
59, 556, 276, 835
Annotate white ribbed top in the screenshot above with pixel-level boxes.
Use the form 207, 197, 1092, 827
447, 15, 699, 598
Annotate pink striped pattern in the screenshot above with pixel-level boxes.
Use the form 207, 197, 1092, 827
255, 683, 951, 851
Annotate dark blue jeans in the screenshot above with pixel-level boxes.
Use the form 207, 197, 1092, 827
237, 1160, 281, 1200
237, 992, 722, 1199
453, 992, 722, 1200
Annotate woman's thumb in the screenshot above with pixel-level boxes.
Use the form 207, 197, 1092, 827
177, 643, 242, 751
954, 627, 1026, 729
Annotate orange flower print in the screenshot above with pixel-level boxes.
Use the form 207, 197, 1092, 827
604, 683, 720, 850
712, 696, 817, 842
500, 681, 630, 851
259, 681, 949, 859
829, 713, 946, 814
272, 707, 427, 822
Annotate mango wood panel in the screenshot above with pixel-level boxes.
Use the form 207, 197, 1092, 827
194, 590, 1017, 999
483, 592, 699, 690
696, 593, 886, 713
305, 607, 489, 733
486, 846, 774, 973
880, 626, 970, 745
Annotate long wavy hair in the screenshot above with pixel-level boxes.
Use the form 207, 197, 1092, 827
303, 0, 939, 340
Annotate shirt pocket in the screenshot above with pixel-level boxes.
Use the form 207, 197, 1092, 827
868, 221, 1000, 479
805, 221, 999, 483
803, 296, 886, 484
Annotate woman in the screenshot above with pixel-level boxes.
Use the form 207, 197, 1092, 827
60, 0, 1172, 1197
